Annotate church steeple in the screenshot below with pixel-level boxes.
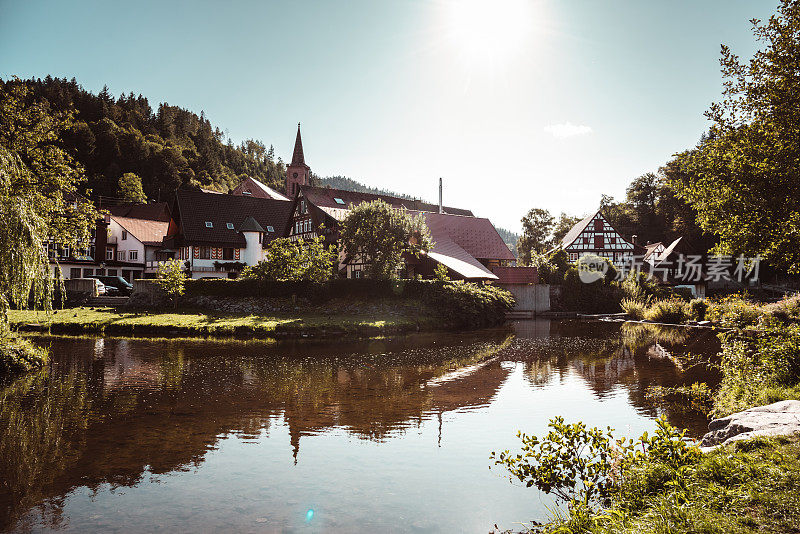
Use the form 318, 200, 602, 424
286, 123, 310, 197
291, 123, 305, 166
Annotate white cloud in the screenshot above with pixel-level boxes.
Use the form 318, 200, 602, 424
543, 122, 593, 139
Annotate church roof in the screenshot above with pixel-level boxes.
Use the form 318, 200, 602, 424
290, 123, 308, 168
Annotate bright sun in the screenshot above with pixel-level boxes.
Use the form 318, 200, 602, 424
443, 0, 535, 66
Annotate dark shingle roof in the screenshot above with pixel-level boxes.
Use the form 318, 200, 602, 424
170, 190, 292, 247
301, 185, 474, 217
109, 202, 171, 222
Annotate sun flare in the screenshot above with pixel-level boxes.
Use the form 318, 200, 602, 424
443, 0, 536, 66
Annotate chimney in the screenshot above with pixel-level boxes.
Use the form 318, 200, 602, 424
632, 234, 638, 246
438, 177, 443, 214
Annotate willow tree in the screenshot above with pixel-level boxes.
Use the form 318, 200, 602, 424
0, 79, 97, 355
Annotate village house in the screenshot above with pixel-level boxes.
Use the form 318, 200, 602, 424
162, 189, 293, 279
281, 126, 514, 280
553, 210, 642, 267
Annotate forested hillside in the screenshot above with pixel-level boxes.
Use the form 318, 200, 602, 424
1, 77, 287, 201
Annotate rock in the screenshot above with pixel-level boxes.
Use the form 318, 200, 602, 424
700, 400, 800, 449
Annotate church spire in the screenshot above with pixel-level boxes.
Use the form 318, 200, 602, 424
291, 122, 305, 166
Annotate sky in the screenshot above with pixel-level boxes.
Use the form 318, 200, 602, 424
0, 0, 777, 232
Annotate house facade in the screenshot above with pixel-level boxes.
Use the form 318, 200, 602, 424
163, 189, 293, 279
555, 211, 640, 267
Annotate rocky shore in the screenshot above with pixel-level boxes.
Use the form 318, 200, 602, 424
700, 400, 800, 449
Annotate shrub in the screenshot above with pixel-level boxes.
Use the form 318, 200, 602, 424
706, 294, 762, 328
412, 281, 515, 328
763, 294, 800, 322
0, 334, 48, 376
156, 259, 186, 308
621, 298, 646, 320
689, 298, 708, 321
643, 299, 689, 324
621, 271, 666, 302
713, 319, 800, 416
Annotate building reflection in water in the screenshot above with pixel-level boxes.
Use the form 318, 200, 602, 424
0, 322, 720, 531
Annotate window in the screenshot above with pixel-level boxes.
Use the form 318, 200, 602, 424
107, 269, 118, 276
226, 222, 234, 230
594, 219, 603, 231
334, 197, 345, 205
569, 252, 579, 262
117, 251, 125, 261
70, 268, 81, 279
89, 245, 96, 260
609, 236, 616, 245
106, 247, 114, 260
304, 220, 309, 233
205, 221, 213, 228
266, 225, 274, 233
351, 269, 362, 279
595, 235, 604, 249
121, 230, 128, 240
223, 248, 234, 260
199, 246, 211, 259
129, 250, 138, 261
242, 190, 252, 195
83, 268, 94, 277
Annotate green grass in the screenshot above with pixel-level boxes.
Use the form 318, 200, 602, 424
8, 307, 441, 339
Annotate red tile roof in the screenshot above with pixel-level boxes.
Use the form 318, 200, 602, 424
112, 216, 169, 246
490, 266, 539, 285
418, 211, 515, 262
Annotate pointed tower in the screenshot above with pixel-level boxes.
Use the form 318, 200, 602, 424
286, 123, 310, 197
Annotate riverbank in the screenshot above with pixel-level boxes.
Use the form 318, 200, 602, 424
8, 307, 444, 339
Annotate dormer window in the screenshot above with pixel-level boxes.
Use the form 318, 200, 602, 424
242, 190, 252, 195
226, 222, 234, 229
334, 198, 345, 205
266, 226, 274, 233
205, 221, 213, 228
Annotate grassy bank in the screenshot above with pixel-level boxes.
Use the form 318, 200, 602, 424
0, 334, 48, 376
8, 307, 442, 339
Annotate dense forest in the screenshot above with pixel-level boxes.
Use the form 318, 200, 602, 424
1, 76, 288, 201
2, 76, 520, 250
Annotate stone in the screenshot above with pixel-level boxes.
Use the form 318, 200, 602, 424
700, 400, 800, 449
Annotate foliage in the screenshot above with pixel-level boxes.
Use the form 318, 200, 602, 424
620, 271, 666, 302
714, 319, 800, 417
646, 382, 714, 415
763, 294, 800, 322
241, 236, 336, 283
706, 294, 762, 328
117, 172, 147, 202
669, 1, 800, 272
552, 212, 582, 245
517, 208, 555, 265
416, 281, 515, 328
1, 76, 287, 200
339, 200, 431, 279
643, 299, 690, 324
620, 298, 646, 320
155, 259, 186, 306
433, 263, 450, 282
689, 298, 708, 321
491, 416, 699, 512
0, 334, 48, 375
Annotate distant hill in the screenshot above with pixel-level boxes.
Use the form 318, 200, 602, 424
2, 76, 287, 201
318, 175, 519, 254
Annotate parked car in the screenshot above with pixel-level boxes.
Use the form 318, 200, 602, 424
90, 275, 133, 296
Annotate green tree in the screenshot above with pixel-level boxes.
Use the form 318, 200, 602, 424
670, 1, 800, 272
117, 172, 147, 202
241, 236, 336, 282
552, 212, 582, 245
156, 259, 186, 307
516, 208, 554, 266
339, 200, 431, 279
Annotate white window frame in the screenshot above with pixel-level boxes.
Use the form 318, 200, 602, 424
205, 221, 213, 228
129, 250, 138, 261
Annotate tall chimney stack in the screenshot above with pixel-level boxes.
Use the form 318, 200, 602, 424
439, 177, 443, 214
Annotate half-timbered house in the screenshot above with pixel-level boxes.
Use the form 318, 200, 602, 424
554, 210, 640, 267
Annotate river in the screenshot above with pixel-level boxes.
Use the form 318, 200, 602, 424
0, 320, 720, 533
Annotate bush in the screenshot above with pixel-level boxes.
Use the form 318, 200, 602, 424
689, 298, 708, 321
763, 294, 800, 322
0, 334, 48, 376
643, 299, 689, 324
621, 271, 666, 302
706, 294, 762, 328
714, 319, 800, 416
410, 281, 515, 328
621, 298, 646, 320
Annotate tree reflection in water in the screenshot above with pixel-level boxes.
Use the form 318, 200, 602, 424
0, 323, 720, 532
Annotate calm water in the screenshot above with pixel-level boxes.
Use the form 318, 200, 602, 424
0, 320, 720, 533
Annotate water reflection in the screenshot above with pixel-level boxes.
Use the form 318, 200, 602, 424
0, 321, 720, 533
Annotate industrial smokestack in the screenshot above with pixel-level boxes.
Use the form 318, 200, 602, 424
439, 177, 443, 214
